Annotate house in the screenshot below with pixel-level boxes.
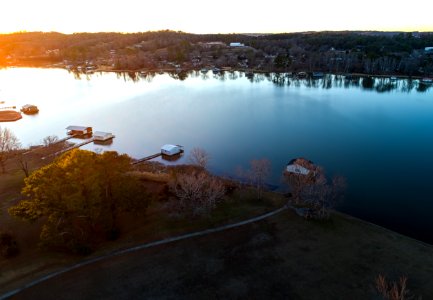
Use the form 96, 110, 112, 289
66, 125, 92, 136
286, 158, 314, 175
161, 144, 183, 156
230, 42, 245, 47
425, 47, 433, 53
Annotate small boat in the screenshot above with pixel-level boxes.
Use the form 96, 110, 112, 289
212, 67, 221, 74
390, 76, 398, 81
200, 68, 208, 73
20, 104, 39, 114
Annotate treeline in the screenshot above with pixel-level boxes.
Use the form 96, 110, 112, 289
1, 30, 433, 76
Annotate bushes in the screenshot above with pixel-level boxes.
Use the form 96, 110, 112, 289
168, 170, 226, 217
375, 274, 420, 300
0, 231, 19, 258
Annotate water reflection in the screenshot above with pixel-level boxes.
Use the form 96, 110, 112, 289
66, 68, 432, 93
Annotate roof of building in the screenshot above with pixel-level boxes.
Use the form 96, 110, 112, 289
288, 158, 314, 166
21, 104, 38, 109
93, 131, 112, 137
66, 125, 91, 131
161, 144, 180, 151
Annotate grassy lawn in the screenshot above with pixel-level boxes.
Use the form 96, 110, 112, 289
5, 211, 433, 299
1, 153, 432, 299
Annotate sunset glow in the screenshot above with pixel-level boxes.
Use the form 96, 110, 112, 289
1, 0, 432, 34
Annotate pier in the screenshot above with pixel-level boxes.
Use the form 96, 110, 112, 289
42, 138, 95, 159
131, 153, 162, 165
23, 135, 78, 155
52, 135, 77, 145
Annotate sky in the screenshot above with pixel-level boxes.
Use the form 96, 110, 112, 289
1, 0, 432, 34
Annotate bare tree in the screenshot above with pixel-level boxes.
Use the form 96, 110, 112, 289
245, 158, 271, 200
169, 171, 225, 217
42, 135, 59, 147
375, 274, 419, 300
16, 153, 30, 177
188, 147, 210, 169
301, 175, 346, 219
0, 126, 21, 173
283, 158, 346, 219
283, 158, 322, 204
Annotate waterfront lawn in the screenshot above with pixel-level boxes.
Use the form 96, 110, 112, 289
5, 211, 433, 299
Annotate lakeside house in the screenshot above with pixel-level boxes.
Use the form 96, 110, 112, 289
425, 47, 433, 53
286, 158, 314, 175
230, 42, 245, 47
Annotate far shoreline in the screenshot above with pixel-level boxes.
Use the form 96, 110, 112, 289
1, 63, 431, 81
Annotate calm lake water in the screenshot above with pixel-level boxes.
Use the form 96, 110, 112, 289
1, 68, 433, 243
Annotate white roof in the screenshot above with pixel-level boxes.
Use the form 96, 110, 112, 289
93, 131, 112, 137
161, 144, 179, 151
22, 104, 37, 109
66, 125, 91, 131
286, 163, 310, 175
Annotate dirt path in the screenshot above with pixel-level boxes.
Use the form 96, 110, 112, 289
0, 205, 289, 299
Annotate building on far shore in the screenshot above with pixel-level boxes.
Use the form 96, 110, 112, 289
230, 42, 245, 47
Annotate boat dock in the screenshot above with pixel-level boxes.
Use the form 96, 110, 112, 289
52, 135, 77, 144
131, 153, 162, 165
23, 135, 78, 155
42, 138, 95, 159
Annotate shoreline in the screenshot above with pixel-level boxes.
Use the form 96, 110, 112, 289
334, 210, 433, 248
2, 63, 431, 80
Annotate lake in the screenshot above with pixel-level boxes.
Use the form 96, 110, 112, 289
1, 67, 433, 243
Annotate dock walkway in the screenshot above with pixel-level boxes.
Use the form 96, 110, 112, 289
131, 153, 161, 165
42, 138, 94, 159
23, 135, 78, 155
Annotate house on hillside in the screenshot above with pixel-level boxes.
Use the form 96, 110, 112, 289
425, 47, 433, 54
286, 158, 314, 175
230, 42, 245, 47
